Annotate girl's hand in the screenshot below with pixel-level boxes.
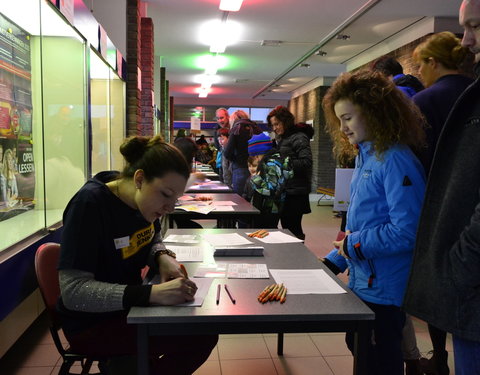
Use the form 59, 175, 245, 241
158, 254, 184, 283
333, 230, 351, 258
149, 277, 198, 305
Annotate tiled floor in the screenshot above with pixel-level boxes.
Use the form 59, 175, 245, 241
0, 200, 455, 374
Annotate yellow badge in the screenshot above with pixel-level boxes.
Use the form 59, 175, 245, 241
120, 223, 155, 259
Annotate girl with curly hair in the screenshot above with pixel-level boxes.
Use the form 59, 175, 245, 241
322, 70, 426, 375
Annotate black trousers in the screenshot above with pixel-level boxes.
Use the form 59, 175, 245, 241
346, 301, 406, 375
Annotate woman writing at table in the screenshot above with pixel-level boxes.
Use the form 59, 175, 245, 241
58, 135, 218, 374
322, 70, 426, 375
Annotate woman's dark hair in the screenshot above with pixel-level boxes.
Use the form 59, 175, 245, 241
218, 127, 230, 137
322, 70, 426, 159
120, 135, 190, 181
174, 137, 198, 164
370, 56, 404, 76
267, 106, 295, 132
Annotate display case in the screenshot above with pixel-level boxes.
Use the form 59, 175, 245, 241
0, 0, 126, 253
0, 0, 88, 251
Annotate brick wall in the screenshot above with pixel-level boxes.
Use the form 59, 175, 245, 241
289, 87, 336, 192
140, 17, 154, 135
126, 0, 156, 136
126, 0, 141, 136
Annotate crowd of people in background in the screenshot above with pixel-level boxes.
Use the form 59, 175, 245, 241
55, 1, 480, 373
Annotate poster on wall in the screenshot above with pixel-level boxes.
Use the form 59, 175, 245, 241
0, 13, 35, 221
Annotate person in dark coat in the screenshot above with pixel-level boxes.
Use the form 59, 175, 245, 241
404, 2, 480, 374
267, 106, 313, 240
413, 31, 474, 176
223, 110, 262, 198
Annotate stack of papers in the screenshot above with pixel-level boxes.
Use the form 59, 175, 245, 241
163, 234, 198, 244
269, 269, 346, 294
213, 246, 264, 256
193, 263, 269, 279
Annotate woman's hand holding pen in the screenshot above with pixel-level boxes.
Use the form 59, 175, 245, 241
149, 277, 198, 305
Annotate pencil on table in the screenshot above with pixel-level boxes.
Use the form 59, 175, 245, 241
257, 284, 275, 301
280, 286, 287, 303
262, 284, 279, 303
275, 284, 284, 301
258, 230, 269, 238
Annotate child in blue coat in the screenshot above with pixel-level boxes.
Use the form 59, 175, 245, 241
322, 70, 426, 375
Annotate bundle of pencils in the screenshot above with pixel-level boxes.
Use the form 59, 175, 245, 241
248, 229, 269, 238
257, 283, 287, 303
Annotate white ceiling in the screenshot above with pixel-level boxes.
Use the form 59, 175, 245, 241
145, 0, 462, 103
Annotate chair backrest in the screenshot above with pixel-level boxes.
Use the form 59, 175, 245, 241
35, 242, 61, 323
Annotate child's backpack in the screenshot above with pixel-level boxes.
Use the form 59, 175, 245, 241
250, 150, 293, 214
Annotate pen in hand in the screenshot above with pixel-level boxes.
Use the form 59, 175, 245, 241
216, 284, 221, 305
224, 284, 236, 304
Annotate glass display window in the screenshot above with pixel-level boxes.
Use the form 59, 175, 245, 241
0, 0, 88, 251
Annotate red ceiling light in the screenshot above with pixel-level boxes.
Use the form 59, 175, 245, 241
219, 0, 244, 12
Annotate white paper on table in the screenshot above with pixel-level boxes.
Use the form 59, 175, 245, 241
175, 205, 215, 214
193, 262, 227, 278
227, 263, 269, 279
269, 269, 347, 294
163, 234, 199, 244
213, 206, 234, 211
202, 233, 253, 247
165, 245, 204, 262
252, 231, 304, 244
211, 201, 237, 206
177, 277, 213, 307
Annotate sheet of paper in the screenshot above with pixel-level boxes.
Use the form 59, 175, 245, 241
177, 278, 214, 307
193, 262, 227, 278
213, 206, 234, 211
269, 269, 347, 294
165, 245, 204, 262
253, 231, 304, 244
163, 234, 199, 244
227, 263, 269, 279
202, 233, 253, 246
175, 205, 215, 214
211, 201, 237, 206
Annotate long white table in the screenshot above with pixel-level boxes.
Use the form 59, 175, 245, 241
127, 229, 374, 375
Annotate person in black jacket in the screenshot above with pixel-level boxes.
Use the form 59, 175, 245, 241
223, 110, 262, 198
267, 106, 313, 240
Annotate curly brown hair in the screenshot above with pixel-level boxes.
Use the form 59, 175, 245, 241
322, 70, 426, 160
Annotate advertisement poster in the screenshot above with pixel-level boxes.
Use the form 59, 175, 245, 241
0, 13, 35, 221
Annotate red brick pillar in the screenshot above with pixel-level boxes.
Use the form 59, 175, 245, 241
126, 0, 141, 136
140, 17, 154, 135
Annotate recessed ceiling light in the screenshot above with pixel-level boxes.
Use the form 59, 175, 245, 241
261, 40, 283, 47
336, 34, 350, 40
299, 63, 310, 68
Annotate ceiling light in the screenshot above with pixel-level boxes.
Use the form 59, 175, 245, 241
219, 0, 244, 12
261, 40, 283, 47
199, 19, 242, 53
336, 34, 351, 40
299, 63, 310, 68
198, 87, 210, 98
315, 50, 327, 56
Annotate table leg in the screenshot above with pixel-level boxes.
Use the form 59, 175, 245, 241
277, 333, 284, 356
137, 325, 149, 375
352, 321, 369, 375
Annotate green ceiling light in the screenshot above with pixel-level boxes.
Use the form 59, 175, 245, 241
195, 54, 229, 73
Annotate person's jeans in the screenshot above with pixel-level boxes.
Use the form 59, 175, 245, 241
231, 167, 250, 197
453, 334, 480, 375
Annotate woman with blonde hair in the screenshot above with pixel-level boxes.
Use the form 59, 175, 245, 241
412, 32, 473, 375
413, 31, 473, 173
322, 70, 426, 375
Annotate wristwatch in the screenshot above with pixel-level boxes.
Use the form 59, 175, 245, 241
155, 249, 177, 259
